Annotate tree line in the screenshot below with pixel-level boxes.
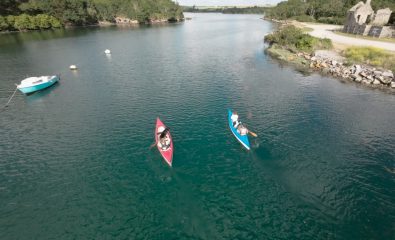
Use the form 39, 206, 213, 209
182, 6, 268, 14
0, 0, 183, 31
264, 0, 395, 25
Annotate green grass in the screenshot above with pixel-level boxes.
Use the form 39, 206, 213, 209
344, 46, 395, 72
334, 31, 395, 44
301, 27, 313, 33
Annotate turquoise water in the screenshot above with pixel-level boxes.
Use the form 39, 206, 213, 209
0, 13, 394, 239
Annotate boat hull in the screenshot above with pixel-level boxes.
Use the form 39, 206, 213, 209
228, 109, 250, 150
18, 75, 59, 94
155, 118, 173, 166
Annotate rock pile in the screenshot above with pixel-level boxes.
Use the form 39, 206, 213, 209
296, 52, 395, 89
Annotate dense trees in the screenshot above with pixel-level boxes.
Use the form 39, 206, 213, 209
0, 0, 183, 31
182, 6, 268, 14
265, 0, 395, 25
222, 6, 267, 14
0, 14, 61, 31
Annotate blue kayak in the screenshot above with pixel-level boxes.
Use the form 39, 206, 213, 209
228, 109, 250, 150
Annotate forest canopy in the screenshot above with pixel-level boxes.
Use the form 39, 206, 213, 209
0, 0, 184, 31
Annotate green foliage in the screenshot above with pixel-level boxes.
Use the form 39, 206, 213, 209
14, 13, 33, 30
0, 16, 9, 31
6, 15, 16, 27
49, 16, 62, 28
1, 0, 184, 31
265, 0, 395, 23
265, 25, 332, 52
317, 16, 345, 25
291, 15, 315, 22
222, 6, 267, 14
0, 0, 23, 15
344, 46, 395, 71
0, 14, 62, 31
265, 0, 308, 20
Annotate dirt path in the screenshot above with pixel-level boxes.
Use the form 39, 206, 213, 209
301, 23, 395, 52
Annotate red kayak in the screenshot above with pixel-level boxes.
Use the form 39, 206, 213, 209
155, 118, 173, 167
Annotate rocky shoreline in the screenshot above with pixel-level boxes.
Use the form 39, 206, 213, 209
266, 45, 395, 91
304, 52, 395, 89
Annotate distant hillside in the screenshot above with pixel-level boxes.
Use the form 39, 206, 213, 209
0, 0, 183, 31
182, 5, 271, 14
265, 0, 395, 25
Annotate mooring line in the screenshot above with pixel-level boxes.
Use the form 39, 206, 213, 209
1, 86, 18, 112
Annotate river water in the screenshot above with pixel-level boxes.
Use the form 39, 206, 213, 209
0, 13, 394, 239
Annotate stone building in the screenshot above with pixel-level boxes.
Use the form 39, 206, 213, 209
343, 0, 394, 38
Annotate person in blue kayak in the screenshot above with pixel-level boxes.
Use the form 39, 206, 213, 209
231, 111, 240, 128
238, 124, 248, 136
232, 111, 249, 136
157, 126, 171, 150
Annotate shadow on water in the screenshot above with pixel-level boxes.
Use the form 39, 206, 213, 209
0, 23, 183, 47
24, 82, 60, 103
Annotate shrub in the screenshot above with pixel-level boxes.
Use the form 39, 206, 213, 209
49, 16, 62, 28
35, 14, 51, 29
265, 25, 304, 47
265, 25, 333, 53
2, 14, 62, 31
295, 34, 316, 51
315, 38, 333, 50
14, 14, 32, 30
317, 17, 345, 25
0, 16, 9, 31
6, 15, 16, 29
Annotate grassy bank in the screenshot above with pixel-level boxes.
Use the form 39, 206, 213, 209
265, 44, 313, 70
334, 31, 395, 44
344, 47, 395, 72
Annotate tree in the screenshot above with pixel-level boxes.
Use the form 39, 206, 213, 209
0, 16, 10, 30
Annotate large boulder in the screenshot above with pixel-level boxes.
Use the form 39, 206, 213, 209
382, 71, 394, 79
362, 79, 370, 84
355, 77, 362, 82
353, 65, 362, 75
373, 79, 381, 85
321, 62, 329, 68
379, 77, 392, 85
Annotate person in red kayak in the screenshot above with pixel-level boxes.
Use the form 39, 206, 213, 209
157, 126, 171, 150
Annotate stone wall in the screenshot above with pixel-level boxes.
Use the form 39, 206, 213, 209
372, 8, 392, 26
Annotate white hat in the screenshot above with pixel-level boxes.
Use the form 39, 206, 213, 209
158, 126, 165, 133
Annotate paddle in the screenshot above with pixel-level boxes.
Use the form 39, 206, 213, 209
239, 122, 258, 137
248, 130, 258, 137
149, 142, 157, 149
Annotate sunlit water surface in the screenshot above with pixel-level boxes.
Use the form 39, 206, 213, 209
1, 13, 394, 239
